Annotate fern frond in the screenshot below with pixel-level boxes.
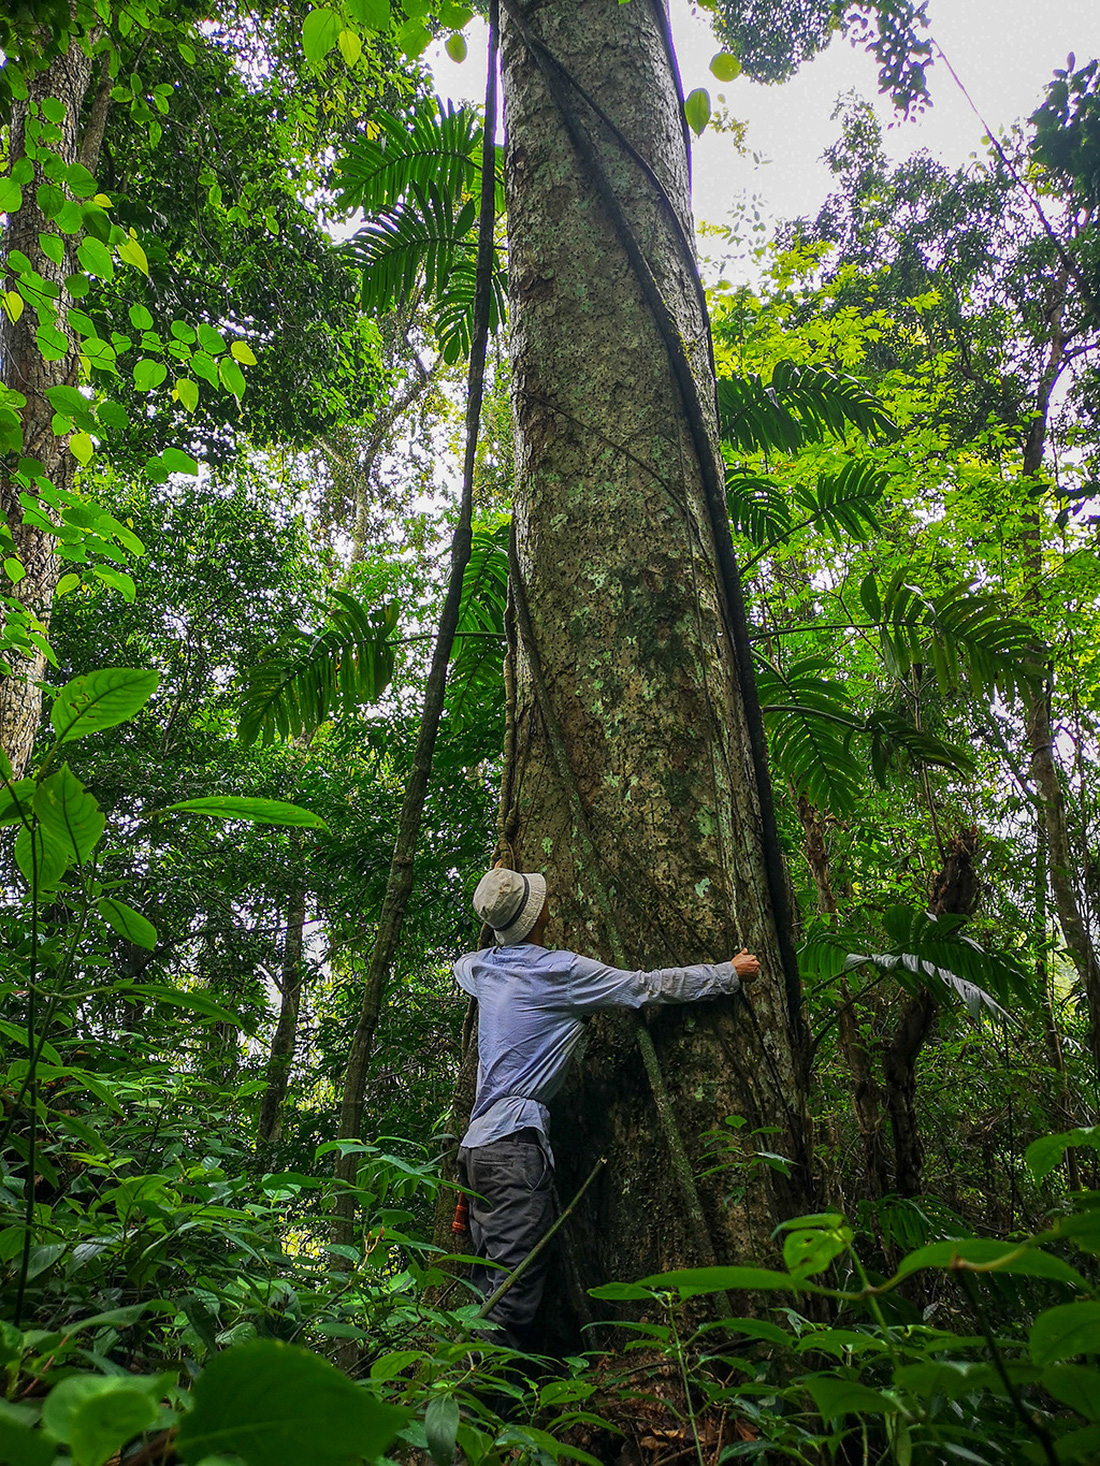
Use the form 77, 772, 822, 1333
725, 469, 791, 545
239, 597, 399, 748
718, 360, 895, 455
791, 460, 887, 543
336, 98, 482, 215
756, 656, 864, 816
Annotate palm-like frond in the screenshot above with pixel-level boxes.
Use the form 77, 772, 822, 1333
344, 182, 478, 320
863, 570, 1044, 700
336, 98, 484, 215
791, 460, 887, 542
756, 656, 864, 815
801, 905, 1033, 1022
718, 360, 895, 455
449, 521, 508, 697
864, 710, 975, 786
725, 469, 792, 545
239, 594, 399, 747
336, 98, 507, 360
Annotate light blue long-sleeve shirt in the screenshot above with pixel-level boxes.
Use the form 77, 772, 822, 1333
454, 943, 741, 1158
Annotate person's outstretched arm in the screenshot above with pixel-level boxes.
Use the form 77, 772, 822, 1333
564, 949, 758, 1012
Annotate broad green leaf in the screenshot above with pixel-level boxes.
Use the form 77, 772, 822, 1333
50, 668, 159, 743
445, 33, 468, 63
895, 1238, 1085, 1288
1030, 1303, 1100, 1365
175, 1339, 409, 1466
0, 178, 23, 213
1026, 1128, 1100, 1184
585, 1281, 654, 1301
218, 357, 246, 398
229, 340, 257, 366
709, 52, 741, 81
42, 1376, 158, 1466
174, 377, 199, 412
128, 303, 154, 330
33, 763, 105, 867
197, 323, 227, 355
128, 983, 251, 1029
161, 446, 199, 475
684, 87, 711, 137
425, 1396, 459, 1466
116, 236, 149, 275
133, 358, 166, 391
97, 897, 157, 950
396, 18, 432, 57
4, 556, 25, 584
65, 161, 98, 199
0, 778, 35, 827
1042, 1363, 1100, 1420
302, 8, 341, 65
0, 1415, 53, 1466
163, 796, 329, 830
347, 0, 390, 25
636, 1266, 807, 1296
16, 823, 69, 891
805, 1376, 898, 1422
337, 29, 362, 66
76, 236, 113, 280
92, 566, 137, 602
69, 431, 95, 465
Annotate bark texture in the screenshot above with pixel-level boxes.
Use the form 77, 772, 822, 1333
257, 885, 308, 1145
1, 37, 96, 774
500, 0, 810, 1336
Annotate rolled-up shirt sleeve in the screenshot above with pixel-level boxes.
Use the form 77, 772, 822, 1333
453, 953, 477, 996
565, 953, 740, 1012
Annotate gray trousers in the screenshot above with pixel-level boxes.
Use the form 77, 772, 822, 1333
458, 1133, 555, 1354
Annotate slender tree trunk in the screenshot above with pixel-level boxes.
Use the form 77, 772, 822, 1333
797, 794, 890, 1198
258, 885, 308, 1145
500, 0, 811, 1337
883, 828, 981, 1197
1, 37, 96, 773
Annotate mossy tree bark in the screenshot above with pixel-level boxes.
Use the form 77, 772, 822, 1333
499, 0, 812, 1338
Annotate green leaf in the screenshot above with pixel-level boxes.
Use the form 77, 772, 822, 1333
684, 88, 711, 137
163, 796, 329, 830
445, 33, 468, 63
50, 668, 159, 743
425, 1396, 460, 1466
42, 1376, 159, 1466
133, 358, 167, 391
4, 556, 25, 584
337, 29, 362, 66
1042, 1363, 1100, 1421
128, 303, 154, 331
33, 763, 105, 867
709, 52, 741, 81
96, 896, 157, 950
197, 323, 227, 355
92, 565, 137, 602
174, 377, 199, 412
16, 822, 70, 891
302, 8, 341, 65
805, 1376, 898, 1422
128, 984, 251, 1029
0, 777, 35, 827
116, 236, 149, 275
1026, 1128, 1100, 1184
347, 0, 390, 24
894, 1237, 1087, 1288
175, 1339, 410, 1466
69, 431, 95, 466
229, 340, 257, 366
161, 446, 199, 475
76, 236, 113, 280
218, 357, 246, 398
0, 1415, 53, 1466
0, 178, 24, 214
636, 1265, 808, 1296
1030, 1303, 1100, 1365
65, 161, 98, 199
396, 18, 432, 58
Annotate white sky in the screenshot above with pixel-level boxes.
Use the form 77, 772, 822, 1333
428, 0, 1097, 233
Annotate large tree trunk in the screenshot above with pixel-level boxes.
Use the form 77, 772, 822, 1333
499, 0, 811, 1339
1, 36, 99, 774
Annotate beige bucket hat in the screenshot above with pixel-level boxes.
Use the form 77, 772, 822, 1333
473, 867, 548, 945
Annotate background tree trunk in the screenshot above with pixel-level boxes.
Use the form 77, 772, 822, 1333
1, 38, 96, 773
258, 884, 308, 1146
500, 0, 811, 1342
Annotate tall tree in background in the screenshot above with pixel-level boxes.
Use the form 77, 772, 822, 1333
495, 0, 812, 1333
